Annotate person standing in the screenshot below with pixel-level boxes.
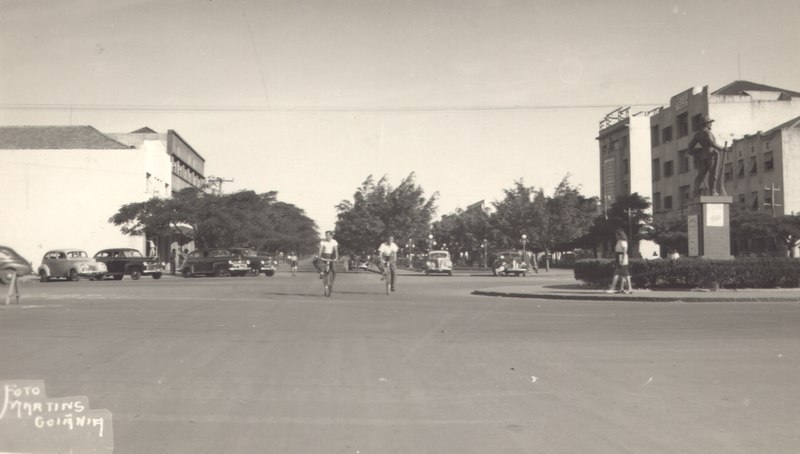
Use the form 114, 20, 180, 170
688, 115, 728, 197
377, 234, 399, 292
169, 249, 177, 275
606, 229, 633, 294
286, 251, 298, 276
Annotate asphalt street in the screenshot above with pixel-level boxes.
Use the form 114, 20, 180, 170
1, 269, 799, 454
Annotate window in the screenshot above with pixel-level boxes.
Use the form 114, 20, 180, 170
764, 189, 773, 207
652, 158, 661, 180
679, 150, 690, 173
662, 126, 673, 143
750, 156, 758, 174
664, 195, 673, 210
653, 192, 661, 212
723, 163, 733, 181
738, 194, 746, 205
764, 151, 774, 171
691, 113, 703, 132
679, 185, 691, 210
737, 159, 745, 177
664, 160, 674, 177
751, 191, 759, 210
651, 125, 660, 147
623, 158, 629, 175
677, 113, 689, 137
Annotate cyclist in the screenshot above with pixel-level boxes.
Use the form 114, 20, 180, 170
287, 251, 298, 276
377, 234, 398, 292
314, 231, 339, 286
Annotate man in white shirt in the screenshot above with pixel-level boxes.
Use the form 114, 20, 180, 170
315, 231, 339, 284
378, 234, 399, 291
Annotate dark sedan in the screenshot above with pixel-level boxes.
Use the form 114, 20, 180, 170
0, 246, 33, 285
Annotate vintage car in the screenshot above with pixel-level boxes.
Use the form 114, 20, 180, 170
229, 248, 277, 277
0, 246, 33, 285
424, 250, 453, 276
94, 248, 165, 280
179, 248, 251, 277
492, 250, 528, 277
37, 249, 107, 282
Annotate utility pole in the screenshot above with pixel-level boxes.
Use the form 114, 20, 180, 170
624, 207, 635, 243
205, 176, 234, 195
764, 183, 782, 217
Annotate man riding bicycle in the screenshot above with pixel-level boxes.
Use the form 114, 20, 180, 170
377, 234, 398, 292
314, 231, 339, 287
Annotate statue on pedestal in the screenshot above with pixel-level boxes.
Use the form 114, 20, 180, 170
688, 115, 729, 197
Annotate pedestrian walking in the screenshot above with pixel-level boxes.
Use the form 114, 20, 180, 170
606, 229, 633, 294
169, 249, 177, 275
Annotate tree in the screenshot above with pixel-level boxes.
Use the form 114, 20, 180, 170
109, 188, 319, 254
646, 214, 687, 255
492, 177, 598, 253
334, 173, 437, 255
586, 193, 652, 257
431, 205, 494, 265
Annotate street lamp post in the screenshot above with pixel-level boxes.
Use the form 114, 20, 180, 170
521, 234, 528, 267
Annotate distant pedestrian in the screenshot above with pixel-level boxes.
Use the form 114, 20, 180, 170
606, 229, 632, 294
179, 248, 189, 268
668, 248, 680, 260
169, 249, 177, 274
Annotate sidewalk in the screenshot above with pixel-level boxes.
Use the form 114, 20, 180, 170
473, 281, 800, 303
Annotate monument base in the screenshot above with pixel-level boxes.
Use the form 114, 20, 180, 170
687, 195, 733, 259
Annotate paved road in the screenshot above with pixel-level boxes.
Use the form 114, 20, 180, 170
2, 270, 799, 453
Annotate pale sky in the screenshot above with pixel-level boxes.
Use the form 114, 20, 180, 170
2, 0, 800, 230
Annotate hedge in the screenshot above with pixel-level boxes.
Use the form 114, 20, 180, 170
573, 257, 800, 289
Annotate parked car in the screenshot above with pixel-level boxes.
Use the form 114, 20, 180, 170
179, 249, 250, 277
0, 246, 33, 285
94, 248, 165, 280
229, 248, 277, 277
492, 250, 528, 277
348, 255, 370, 272
37, 249, 107, 282
425, 250, 453, 276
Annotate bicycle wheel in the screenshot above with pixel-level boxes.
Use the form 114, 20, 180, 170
384, 266, 391, 295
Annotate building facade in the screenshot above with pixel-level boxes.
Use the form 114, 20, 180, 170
0, 126, 173, 266
108, 128, 205, 195
650, 81, 800, 223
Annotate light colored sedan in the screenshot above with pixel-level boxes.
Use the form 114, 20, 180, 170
37, 249, 107, 282
425, 250, 453, 276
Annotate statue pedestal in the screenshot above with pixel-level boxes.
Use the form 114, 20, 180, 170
687, 196, 733, 259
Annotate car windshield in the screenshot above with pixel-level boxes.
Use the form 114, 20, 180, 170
67, 251, 88, 258
429, 252, 448, 259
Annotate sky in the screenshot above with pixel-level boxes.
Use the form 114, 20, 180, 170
2, 0, 800, 231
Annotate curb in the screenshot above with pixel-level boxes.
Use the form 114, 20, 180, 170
471, 289, 800, 303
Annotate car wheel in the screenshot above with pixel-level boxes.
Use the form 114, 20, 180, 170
181, 268, 191, 278
68, 269, 79, 281
152, 273, 162, 280
39, 270, 49, 283
447, 271, 453, 276
93, 274, 104, 281
214, 265, 228, 277
129, 268, 142, 280
264, 271, 275, 277
0, 268, 15, 285
113, 275, 124, 281
425, 270, 430, 276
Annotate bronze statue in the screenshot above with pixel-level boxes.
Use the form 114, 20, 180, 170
688, 115, 728, 197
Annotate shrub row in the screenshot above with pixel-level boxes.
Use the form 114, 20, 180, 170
573, 257, 800, 289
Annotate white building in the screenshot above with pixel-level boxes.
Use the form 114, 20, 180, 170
0, 125, 173, 267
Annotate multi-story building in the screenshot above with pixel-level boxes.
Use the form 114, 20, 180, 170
0, 125, 173, 266
597, 107, 657, 212
108, 127, 206, 195
650, 81, 800, 223
597, 107, 659, 257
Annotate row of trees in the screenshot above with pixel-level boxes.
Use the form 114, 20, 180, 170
109, 188, 319, 254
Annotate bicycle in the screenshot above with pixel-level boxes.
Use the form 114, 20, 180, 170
380, 258, 393, 295
319, 258, 334, 297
